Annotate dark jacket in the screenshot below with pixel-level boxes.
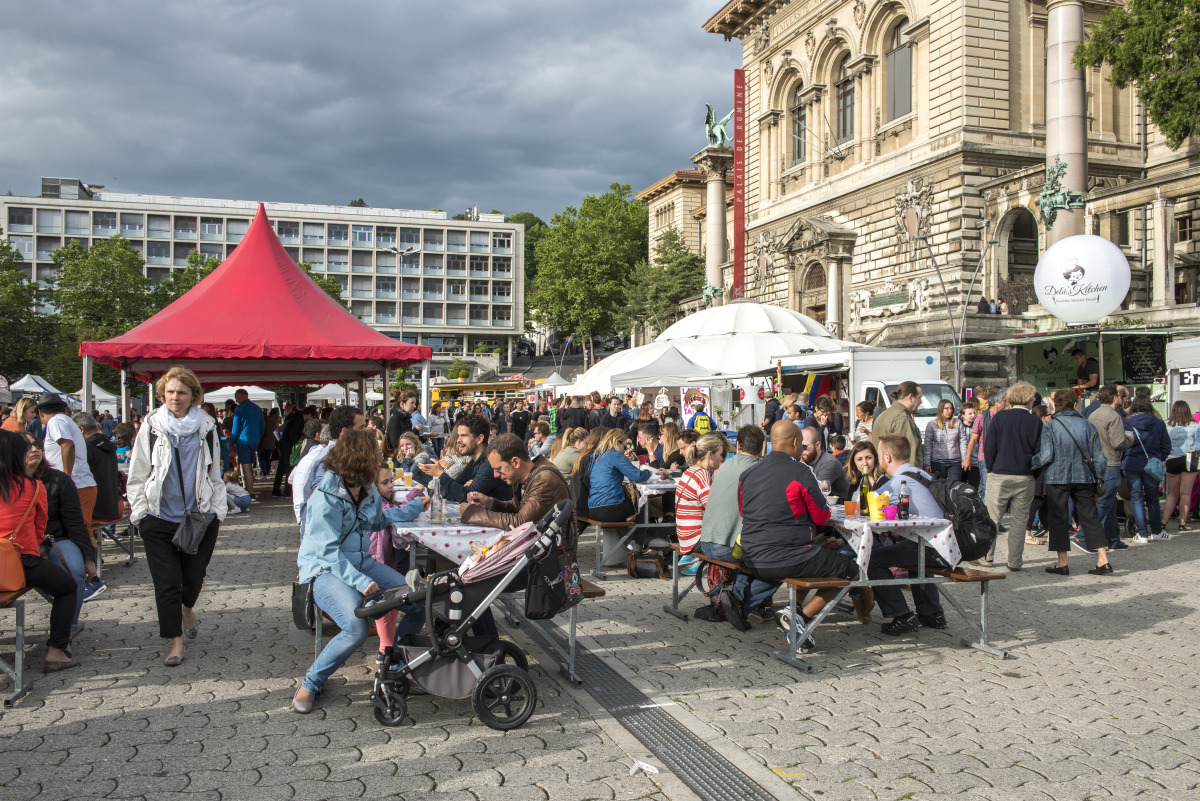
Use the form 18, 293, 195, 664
386, 408, 412, 450
983, 407, 1042, 475
435, 453, 514, 504
1032, 411, 1107, 485
39, 467, 97, 563
462, 458, 574, 546
597, 412, 629, 433
278, 410, 305, 449
737, 451, 831, 571
84, 433, 121, 520
1121, 412, 1170, 474
560, 406, 588, 431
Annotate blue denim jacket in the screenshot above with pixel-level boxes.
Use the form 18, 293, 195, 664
297, 471, 424, 591
1032, 411, 1107, 485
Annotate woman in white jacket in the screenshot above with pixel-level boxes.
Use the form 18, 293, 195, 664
126, 366, 226, 667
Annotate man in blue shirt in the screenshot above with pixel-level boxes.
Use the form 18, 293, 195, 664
865, 434, 947, 636
230, 388, 266, 497
687, 401, 716, 434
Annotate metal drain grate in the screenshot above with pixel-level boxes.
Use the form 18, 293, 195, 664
520, 621, 778, 801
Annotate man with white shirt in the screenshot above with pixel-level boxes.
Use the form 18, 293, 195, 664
291, 406, 364, 535
37, 396, 98, 531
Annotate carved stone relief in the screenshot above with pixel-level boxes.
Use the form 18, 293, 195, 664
752, 20, 771, 54
893, 177, 934, 253
804, 30, 816, 59
848, 278, 929, 326
825, 18, 838, 41
752, 230, 777, 289
853, 0, 866, 27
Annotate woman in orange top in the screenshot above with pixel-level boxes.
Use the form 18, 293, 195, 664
0, 430, 79, 671
1, 398, 36, 434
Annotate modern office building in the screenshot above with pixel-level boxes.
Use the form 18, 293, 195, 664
1, 178, 525, 376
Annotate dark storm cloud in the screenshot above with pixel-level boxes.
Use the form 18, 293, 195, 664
0, 1, 741, 220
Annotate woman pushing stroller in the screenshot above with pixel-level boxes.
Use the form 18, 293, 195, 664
292, 429, 427, 714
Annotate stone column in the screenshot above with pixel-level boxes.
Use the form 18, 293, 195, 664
826, 258, 841, 336
1152, 196, 1177, 307
1045, 0, 1087, 246
691, 146, 734, 306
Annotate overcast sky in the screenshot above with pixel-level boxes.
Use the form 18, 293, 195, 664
0, 1, 741, 222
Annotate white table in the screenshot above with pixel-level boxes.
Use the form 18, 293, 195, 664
392, 519, 506, 566
827, 508, 962, 575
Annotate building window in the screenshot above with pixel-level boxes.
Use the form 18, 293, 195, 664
226, 218, 249, 238
93, 212, 117, 235
303, 222, 325, 243
835, 54, 855, 144
120, 213, 144, 235
328, 224, 349, 243
399, 227, 420, 246
790, 85, 807, 164
9, 235, 32, 258
147, 241, 170, 260
492, 231, 512, 250
448, 230, 467, 251
174, 216, 197, 237
277, 220, 299, 240
7, 207, 33, 231
492, 306, 512, 324
353, 225, 372, 243
376, 226, 395, 246
201, 217, 223, 236
493, 257, 512, 275
655, 204, 674, 229
36, 209, 62, 232
1177, 215, 1193, 242
493, 281, 511, 299
1114, 212, 1130, 246
424, 229, 443, 250
886, 19, 913, 121
64, 210, 89, 234
470, 231, 489, 252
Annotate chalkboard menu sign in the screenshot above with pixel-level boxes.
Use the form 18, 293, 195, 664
1120, 335, 1166, 383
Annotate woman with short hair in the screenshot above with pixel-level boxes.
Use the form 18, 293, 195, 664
1162, 400, 1198, 532
126, 366, 226, 666
293, 428, 426, 713
1, 397, 37, 434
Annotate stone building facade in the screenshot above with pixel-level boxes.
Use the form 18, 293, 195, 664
637, 0, 1200, 388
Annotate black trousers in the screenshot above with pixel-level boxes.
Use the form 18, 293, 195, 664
21, 554, 76, 650
272, 447, 296, 494
588, 498, 636, 523
139, 514, 220, 639
1046, 483, 1105, 553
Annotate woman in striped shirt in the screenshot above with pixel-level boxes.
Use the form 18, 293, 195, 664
676, 433, 733, 557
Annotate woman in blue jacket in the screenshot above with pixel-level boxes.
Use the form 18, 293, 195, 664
1122, 398, 1171, 543
587, 429, 654, 522
293, 429, 426, 714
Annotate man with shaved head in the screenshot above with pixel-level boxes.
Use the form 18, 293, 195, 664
725, 420, 856, 653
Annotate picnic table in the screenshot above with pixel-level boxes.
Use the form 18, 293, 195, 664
587, 474, 678, 579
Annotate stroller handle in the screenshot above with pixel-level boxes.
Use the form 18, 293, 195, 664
527, 499, 574, 559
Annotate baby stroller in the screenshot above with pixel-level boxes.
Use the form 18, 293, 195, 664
355, 500, 574, 730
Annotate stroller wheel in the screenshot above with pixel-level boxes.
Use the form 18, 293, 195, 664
472, 665, 537, 730
373, 696, 408, 727
496, 640, 529, 671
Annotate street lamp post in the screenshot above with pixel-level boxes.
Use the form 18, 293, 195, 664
387, 245, 418, 342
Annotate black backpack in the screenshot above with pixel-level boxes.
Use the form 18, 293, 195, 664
568, 453, 593, 518
910, 473, 996, 562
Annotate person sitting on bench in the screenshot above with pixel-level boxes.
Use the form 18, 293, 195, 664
419, 415, 513, 504
585, 429, 654, 523
866, 435, 948, 635
726, 423, 856, 653
461, 434, 572, 542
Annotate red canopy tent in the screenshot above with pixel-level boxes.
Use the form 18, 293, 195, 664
80, 203, 430, 412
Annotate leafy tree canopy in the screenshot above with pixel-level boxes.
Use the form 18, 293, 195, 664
534, 183, 648, 342
505, 211, 548, 288
0, 227, 53, 381
1075, 0, 1200, 148
618, 225, 705, 335
348, 198, 367, 207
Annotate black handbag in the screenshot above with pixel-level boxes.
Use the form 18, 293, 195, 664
292, 579, 315, 631
525, 546, 567, 620
170, 446, 216, 555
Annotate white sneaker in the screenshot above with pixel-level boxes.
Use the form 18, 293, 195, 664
1149, 531, 1172, 541
1134, 535, 1150, 544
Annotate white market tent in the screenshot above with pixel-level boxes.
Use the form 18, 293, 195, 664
205, 385, 279, 411
611, 346, 725, 389
10, 374, 72, 403
365, 391, 384, 403
75, 382, 120, 415
572, 302, 858, 395
307, 383, 358, 404
541, 372, 572, 387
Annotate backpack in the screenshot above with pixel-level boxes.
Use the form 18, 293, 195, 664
690, 412, 715, 434
909, 473, 996, 562
568, 453, 593, 518
147, 426, 220, 470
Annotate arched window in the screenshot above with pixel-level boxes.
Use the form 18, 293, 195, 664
835, 53, 854, 144
790, 85, 807, 165
886, 18, 912, 121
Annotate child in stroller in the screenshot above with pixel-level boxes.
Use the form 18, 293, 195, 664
356, 500, 575, 730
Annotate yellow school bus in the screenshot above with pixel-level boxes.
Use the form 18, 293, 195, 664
430, 380, 528, 404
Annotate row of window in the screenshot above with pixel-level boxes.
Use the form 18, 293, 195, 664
789, 18, 911, 161
6, 207, 515, 252
345, 299, 514, 326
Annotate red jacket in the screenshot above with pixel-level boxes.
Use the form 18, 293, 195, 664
1, 479, 48, 556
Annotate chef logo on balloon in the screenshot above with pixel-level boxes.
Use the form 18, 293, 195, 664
1034, 236, 1130, 326
1043, 259, 1108, 302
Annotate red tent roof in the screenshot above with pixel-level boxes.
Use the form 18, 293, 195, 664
81, 204, 430, 385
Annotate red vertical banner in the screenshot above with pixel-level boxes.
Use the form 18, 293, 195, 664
732, 69, 746, 300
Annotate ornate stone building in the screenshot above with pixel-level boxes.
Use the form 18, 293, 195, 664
638, 0, 1200, 386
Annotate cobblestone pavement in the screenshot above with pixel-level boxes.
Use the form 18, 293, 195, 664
0, 496, 670, 801
3, 495, 1199, 801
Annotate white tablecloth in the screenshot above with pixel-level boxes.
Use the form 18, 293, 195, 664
633, 477, 678, 510
827, 508, 961, 571
391, 519, 506, 565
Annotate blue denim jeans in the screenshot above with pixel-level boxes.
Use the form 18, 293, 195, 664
866, 539, 945, 619
1125, 470, 1163, 538
47, 538, 86, 627
304, 559, 421, 694
1096, 466, 1123, 546
976, 461, 989, 502
694, 541, 780, 612
231, 494, 252, 511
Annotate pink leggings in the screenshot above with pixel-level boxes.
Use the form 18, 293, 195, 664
374, 610, 397, 653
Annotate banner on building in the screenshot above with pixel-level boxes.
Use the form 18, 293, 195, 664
732, 68, 746, 300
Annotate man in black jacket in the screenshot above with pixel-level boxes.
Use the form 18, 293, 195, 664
419, 415, 514, 503
73, 412, 120, 522
272, 405, 313, 497
597, 397, 629, 433
982, 381, 1042, 570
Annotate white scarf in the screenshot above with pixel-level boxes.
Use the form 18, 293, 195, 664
162, 405, 203, 446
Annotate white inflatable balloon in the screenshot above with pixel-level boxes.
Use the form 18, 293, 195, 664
1034, 235, 1131, 325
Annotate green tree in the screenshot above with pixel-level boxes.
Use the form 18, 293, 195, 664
1075, 0, 1200, 149
300, 261, 348, 307
155, 250, 221, 304
0, 228, 54, 380
505, 211, 548, 288
52, 236, 159, 342
534, 183, 648, 353
348, 198, 367, 207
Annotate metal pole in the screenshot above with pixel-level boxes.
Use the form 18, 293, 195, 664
955, 235, 999, 392
82, 356, 93, 413
917, 237, 960, 390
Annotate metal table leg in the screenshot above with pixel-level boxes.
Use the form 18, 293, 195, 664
2, 599, 32, 708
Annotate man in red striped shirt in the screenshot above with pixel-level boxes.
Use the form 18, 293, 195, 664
727, 423, 855, 648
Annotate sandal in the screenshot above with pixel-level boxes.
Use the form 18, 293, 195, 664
1024, 537, 1042, 546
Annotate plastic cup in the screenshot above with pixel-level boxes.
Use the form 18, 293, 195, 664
883, 505, 898, 521
843, 500, 857, 517
403, 471, 413, 488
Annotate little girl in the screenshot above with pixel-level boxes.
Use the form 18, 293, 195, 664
366, 465, 427, 657
224, 469, 252, 514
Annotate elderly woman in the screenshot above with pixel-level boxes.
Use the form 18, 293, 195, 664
126, 366, 226, 667
293, 428, 426, 713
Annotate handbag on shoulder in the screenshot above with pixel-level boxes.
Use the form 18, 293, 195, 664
170, 445, 216, 555
0, 487, 38, 592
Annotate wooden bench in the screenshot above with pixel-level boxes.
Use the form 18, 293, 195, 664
578, 516, 638, 580
663, 544, 743, 620
1, 587, 34, 708
902, 565, 1007, 659
496, 578, 606, 687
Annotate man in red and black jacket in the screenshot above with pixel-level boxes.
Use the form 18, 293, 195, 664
726, 422, 856, 647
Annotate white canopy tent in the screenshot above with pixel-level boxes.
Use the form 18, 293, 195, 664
10, 374, 72, 404
307, 383, 358, 404
611, 346, 726, 388
540, 372, 572, 387
572, 303, 858, 395
205, 385, 279, 411
1166, 336, 1200, 408
75, 382, 120, 415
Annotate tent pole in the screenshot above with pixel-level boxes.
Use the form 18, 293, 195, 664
120, 370, 129, 422
82, 356, 93, 414
357, 376, 366, 413
383, 364, 390, 424
420, 361, 431, 418
147, 378, 155, 413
